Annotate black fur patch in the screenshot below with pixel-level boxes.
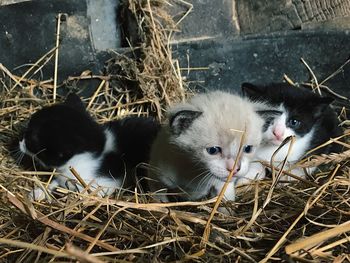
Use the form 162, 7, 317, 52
22, 99, 105, 167
105, 116, 160, 170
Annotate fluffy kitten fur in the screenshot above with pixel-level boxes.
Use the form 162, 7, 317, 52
148, 91, 264, 201
19, 93, 159, 199
241, 82, 342, 181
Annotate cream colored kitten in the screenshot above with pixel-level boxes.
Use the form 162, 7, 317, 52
148, 91, 264, 201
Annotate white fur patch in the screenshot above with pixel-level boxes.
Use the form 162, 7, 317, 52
248, 105, 316, 180
257, 106, 314, 163
55, 130, 122, 196
103, 129, 116, 154
257, 128, 314, 163
215, 181, 236, 201
37, 130, 122, 199
19, 139, 26, 153
237, 162, 266, 185
57, 152, 103, 186
30, 187, 46, 201
29, 180, 59, 202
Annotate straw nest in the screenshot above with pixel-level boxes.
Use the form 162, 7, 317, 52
1, 0, 350, 262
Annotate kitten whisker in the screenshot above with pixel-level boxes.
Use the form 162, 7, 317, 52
194, 174, 207, 193
116, 160, 127, 199
9, 148, 21, 155
199, 177, 209, 192
12, 151, 21, 161
195, 172, 213, 194
195, 172, 211, 188
31, 149, 48, 168
18, 152, 25, 166
34, 148, 47, 156
139, 162, 163, 176
188, 169, 211, 185
204, 176, 218, 198
11, 146, 25, 166
15, 152, 24, 166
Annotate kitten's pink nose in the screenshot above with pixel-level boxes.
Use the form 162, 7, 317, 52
226, 158, 241, 174
273, 124, 285, 141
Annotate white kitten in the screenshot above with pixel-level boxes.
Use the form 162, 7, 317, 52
148, 91, 264, 201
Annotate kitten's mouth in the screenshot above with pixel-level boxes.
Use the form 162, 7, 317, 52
213, 167, 241, 182
213, 173, 237, 182
272, 138, 284, 145
18, 140, 48, 168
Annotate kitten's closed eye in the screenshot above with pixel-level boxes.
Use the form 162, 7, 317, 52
55, 148, 74, 160
206, 146, 222, 155
24, 130, 39, 146
58, 152, 65, 159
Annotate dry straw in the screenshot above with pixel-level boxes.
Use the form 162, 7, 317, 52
0, 0, 350, 262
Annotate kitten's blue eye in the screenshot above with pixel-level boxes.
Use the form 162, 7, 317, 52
206, 146, 222, 155
288, 119, 301, 127
243, 145, 253, 153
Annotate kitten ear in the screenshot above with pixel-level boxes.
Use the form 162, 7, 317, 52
169, 110, 202, 135
313, 97, 334, 117
241, 83, 265, 98
64, 93, 85, 112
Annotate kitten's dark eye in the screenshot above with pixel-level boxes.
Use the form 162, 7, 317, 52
243, 145, 253, 153
288, 119, 301, 128
206, 146, 222, 155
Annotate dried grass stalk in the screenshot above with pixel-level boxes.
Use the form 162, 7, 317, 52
0, 0, 350, 262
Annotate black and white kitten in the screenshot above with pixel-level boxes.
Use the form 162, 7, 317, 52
241, 82, 342, 181
18, 93, 159, 200
148, 91, 264, 201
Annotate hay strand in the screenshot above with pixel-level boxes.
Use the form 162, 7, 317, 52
53, 13, 63, 102
0, 0, 350, 262
285, 220, 350, 255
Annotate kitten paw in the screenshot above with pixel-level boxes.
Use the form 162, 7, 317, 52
96, 187, 117, 197
237, 162, 266, 186
29, 187, 50, 202
217, 206, 234, 215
